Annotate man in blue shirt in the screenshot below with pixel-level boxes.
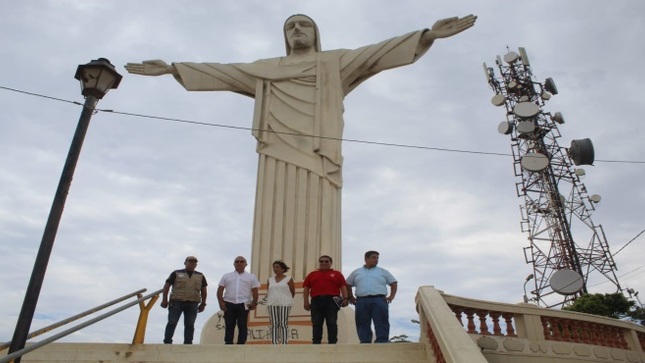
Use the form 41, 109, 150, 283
346, 251, 398, 343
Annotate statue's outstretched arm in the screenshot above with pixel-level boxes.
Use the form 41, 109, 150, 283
124, 59, 177, 76
422, 14, 477, 45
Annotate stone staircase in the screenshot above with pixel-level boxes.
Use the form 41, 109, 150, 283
14, 342, 432, 363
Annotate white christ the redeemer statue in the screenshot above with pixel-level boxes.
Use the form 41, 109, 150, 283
125, 14, 476, 284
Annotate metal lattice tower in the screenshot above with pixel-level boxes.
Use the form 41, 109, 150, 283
484, 48, 621, 308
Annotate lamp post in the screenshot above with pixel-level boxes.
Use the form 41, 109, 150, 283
8, 58, 122, 361
523, 274, 535, 303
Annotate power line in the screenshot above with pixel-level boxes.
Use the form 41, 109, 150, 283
619, 264, 645, 279
584, 229, 645, 289
595, 159, 645, 164
613, 228, 645, 256
103, 109, 645, 163
3, 84, 645, 164
586, 264, 645, 289
104, 109, 511, 157
0, 85, 81, 106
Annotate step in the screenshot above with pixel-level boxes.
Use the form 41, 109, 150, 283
15, 342, 430, 363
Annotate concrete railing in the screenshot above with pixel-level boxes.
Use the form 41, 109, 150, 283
416, 285, 645, 363
416, 286, 488, 363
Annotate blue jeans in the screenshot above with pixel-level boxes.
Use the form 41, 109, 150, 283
224, 302, 249, 344
163, 301, 199, 344
310, 295, 339, 344
355, 297, 390, 343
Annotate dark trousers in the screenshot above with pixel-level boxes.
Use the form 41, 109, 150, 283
163, 301, 199, 344
224, 302, 250, 344
310, 295, 339, 344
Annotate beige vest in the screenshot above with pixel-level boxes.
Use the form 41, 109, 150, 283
170, 270, 204, 302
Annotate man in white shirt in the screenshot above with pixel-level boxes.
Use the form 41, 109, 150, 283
217, 256, 261, 344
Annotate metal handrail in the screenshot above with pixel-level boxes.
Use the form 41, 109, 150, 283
0, 288, 146, 352
0, 288, 163, 363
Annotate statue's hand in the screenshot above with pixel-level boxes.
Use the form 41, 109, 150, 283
428, 14, 477, 40
124, 59, 173, 76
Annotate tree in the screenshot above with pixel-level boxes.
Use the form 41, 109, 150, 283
390, 334, 412, 343
563, 292, 644, 325
629, 305, 645, 326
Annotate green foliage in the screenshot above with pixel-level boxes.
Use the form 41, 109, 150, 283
563, 293, 633, 319
563, 292, 644, 325
629, 306, 645, 326
389, 334, 411, 343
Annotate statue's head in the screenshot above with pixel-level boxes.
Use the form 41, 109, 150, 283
284, 14, 321, 55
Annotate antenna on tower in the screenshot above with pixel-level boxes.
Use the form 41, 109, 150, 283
484, 47, 621, 308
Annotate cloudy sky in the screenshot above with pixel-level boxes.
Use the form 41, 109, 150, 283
1, 0, 644, 344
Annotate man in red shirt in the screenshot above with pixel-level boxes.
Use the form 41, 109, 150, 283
303, 255, 349, 344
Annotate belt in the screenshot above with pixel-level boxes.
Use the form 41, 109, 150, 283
357, 294, 386, 298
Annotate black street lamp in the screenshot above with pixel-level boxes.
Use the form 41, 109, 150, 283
8, 58, 122, 362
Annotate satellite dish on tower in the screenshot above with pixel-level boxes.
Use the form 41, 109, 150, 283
498, 121, 513, 135
491, 94, 506, 106
516, 121, 536, 134
521, 152, 549, 171
504, 51, 520, 64
545, 77, 558, 95
569, 138, 595, 166
550, 269, 584, 295
514, 102, 540, 118
552, 112, 565, 124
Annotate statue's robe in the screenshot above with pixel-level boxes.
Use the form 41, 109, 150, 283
172, 30, 430, 282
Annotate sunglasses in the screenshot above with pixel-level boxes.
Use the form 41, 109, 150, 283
234, 260, 246, 263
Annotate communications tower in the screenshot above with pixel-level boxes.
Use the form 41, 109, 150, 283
484, 48, 621, 307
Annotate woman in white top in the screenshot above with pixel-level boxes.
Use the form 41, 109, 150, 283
266, 260, 296, 344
